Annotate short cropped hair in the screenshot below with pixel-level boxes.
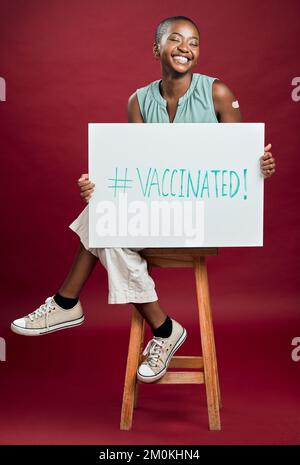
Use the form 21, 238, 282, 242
154, 16, 200, 45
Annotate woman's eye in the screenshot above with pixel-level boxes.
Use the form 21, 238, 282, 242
170, 38, 198, 46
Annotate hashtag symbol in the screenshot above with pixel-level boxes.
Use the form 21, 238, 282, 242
108, 167, 133, 197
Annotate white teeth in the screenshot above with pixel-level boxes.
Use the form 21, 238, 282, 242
173, 56, 188, 63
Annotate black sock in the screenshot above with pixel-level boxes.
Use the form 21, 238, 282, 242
153, 315, 173, 338
54, 292, 79, 310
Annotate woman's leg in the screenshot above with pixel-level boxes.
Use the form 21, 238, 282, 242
68, 206, 169, 333
58, 242, 98, 298
10, 241, 96, 335
69, 206, 159, 305
133, 301, 167, 331
59, 242, 168, 331
89, 247, 159, 305
57, 243, 170, 339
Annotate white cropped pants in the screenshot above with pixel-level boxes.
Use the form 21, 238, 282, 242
69, 206, 158, 304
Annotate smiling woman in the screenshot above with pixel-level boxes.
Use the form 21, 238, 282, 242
10, 14, 276, 395
153, 16, 201, 99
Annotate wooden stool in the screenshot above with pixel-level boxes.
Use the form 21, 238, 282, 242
120, 247, 221, 431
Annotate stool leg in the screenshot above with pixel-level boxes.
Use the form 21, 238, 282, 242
206, 294, 222, 409
134, 318, 145, 409
194, 257, 221, 430
120, 307, 144, 430
195, 257, 222, 408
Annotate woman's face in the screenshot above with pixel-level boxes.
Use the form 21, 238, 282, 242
154, 20, 200, 73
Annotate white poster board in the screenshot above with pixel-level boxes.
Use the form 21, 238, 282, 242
88, 123, 264, 248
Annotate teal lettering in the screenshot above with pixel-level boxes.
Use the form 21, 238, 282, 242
221, 170, 228, 197
211, 170, 221, 197
187, 170, 201, 198
170, 169, 178, 197
243, 168, 247, 199
229, 171, 240, 197
161, 169, 170, 197
148, 168, 161, 197
179, 168, 186, 197
200, 171, 210, 198
136, 167, 152, 197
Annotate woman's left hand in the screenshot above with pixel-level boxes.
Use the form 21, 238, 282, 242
260, 143, 276, 178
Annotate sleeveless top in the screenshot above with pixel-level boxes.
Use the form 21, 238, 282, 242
136, 72, 219, 124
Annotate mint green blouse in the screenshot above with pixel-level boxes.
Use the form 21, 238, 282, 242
136, 72, 219, 124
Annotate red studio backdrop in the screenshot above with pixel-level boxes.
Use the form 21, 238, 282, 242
0, 0, 299, 445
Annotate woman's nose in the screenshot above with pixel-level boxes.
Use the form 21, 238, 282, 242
177, 44, 189, 53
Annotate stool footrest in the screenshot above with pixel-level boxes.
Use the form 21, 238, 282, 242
137, 371, 204, 384
169, 355, 204, 369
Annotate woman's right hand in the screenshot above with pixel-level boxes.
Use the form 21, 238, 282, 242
77, 173, 95, 203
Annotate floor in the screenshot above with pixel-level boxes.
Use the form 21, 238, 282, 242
1, 271, 299, 445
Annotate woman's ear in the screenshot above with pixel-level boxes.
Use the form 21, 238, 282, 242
153, 42, 160, 59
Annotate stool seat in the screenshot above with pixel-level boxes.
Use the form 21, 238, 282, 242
120, 247, 221, 431
140, 247, 217, 266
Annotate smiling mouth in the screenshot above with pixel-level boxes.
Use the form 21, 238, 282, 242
172, 56, 191, 64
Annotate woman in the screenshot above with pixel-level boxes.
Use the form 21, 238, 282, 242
11, 16, 276, 385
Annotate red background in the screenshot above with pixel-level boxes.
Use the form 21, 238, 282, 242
0, 0, 299, 444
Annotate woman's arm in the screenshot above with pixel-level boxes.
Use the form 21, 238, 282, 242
213, 80, 242, 123
128, 92, 144, 123
212, 80, 276, 178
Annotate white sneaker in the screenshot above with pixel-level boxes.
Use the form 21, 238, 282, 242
11, 296, 84, 336
137, 318, 187, 383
